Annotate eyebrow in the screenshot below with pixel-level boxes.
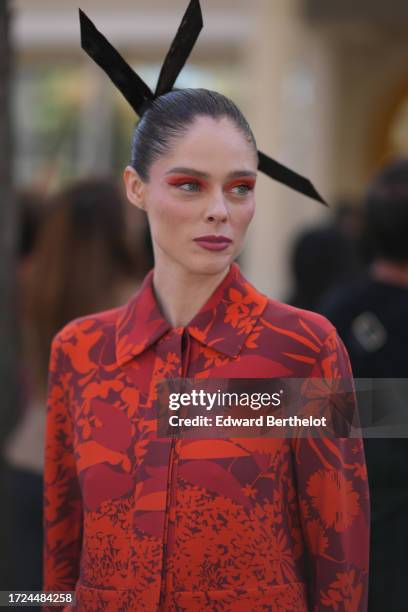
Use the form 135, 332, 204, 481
165, 166, 257, 179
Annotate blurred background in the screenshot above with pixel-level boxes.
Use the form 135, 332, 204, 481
1, 0, 408, 605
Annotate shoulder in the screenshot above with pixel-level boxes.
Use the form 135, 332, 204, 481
49, 303, 128, 371
260, 298, 353, 378
260, 295, 336, 344
238, 267, 336, 344
54, 304, 125, 345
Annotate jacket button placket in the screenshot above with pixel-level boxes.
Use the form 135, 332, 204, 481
156, 328, 191, 610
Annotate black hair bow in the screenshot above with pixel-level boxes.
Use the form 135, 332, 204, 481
79, 0, 326, 205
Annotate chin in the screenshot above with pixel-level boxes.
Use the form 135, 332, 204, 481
184, 252, 234, 276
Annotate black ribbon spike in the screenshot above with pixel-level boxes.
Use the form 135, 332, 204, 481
258, 151, 327, 206
79, 8, 154, 116
154, 0, 203, 97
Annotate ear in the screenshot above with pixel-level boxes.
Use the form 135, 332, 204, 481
123, 165, 147, 212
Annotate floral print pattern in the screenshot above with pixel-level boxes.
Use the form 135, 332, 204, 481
43, 262, 369, 611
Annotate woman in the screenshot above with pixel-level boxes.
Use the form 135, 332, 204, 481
43, 88, 369, 612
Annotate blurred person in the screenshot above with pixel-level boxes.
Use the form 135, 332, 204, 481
334, 200, 364, 242
319, 158, 408, 612
1, 189, 48, 591
27, 176, 147, 385
287, 219, 364, 311
3, 177, 146, 593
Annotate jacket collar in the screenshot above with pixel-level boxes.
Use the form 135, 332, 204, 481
115, 261, 268, 366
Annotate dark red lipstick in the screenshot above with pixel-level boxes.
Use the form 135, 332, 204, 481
193, 234, 232, 251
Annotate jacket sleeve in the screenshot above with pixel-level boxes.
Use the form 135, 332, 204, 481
291, 326, 370, 612
42, 334, 82, 612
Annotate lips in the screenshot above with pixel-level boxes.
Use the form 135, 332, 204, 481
193, 235, 232, 252
194, 235, 232, 243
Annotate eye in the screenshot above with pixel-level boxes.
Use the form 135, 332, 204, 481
230, 183, 254, 196
177, 181, 201, 192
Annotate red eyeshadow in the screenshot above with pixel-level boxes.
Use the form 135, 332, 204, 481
224, 178, 256, 190
165, 175, 207, 187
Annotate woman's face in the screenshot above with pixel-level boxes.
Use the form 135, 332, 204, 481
124, 115, 258, 276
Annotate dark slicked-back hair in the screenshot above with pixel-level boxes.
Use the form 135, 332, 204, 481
130, 88, 258, 181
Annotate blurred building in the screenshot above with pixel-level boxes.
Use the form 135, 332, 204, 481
11, 0, 408, 298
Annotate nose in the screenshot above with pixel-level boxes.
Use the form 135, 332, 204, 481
205, 188, 228, 223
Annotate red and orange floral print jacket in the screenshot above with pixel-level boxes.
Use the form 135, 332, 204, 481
43, 261, 370, 612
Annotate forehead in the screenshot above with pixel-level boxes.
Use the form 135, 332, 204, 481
153, 115, 257, 176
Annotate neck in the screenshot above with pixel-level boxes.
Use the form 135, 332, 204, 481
371, 258, 408, 288
152, 258, 231, 328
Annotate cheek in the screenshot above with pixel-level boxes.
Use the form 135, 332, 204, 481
231, 200, 255, 234
147, 188, 196, 236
